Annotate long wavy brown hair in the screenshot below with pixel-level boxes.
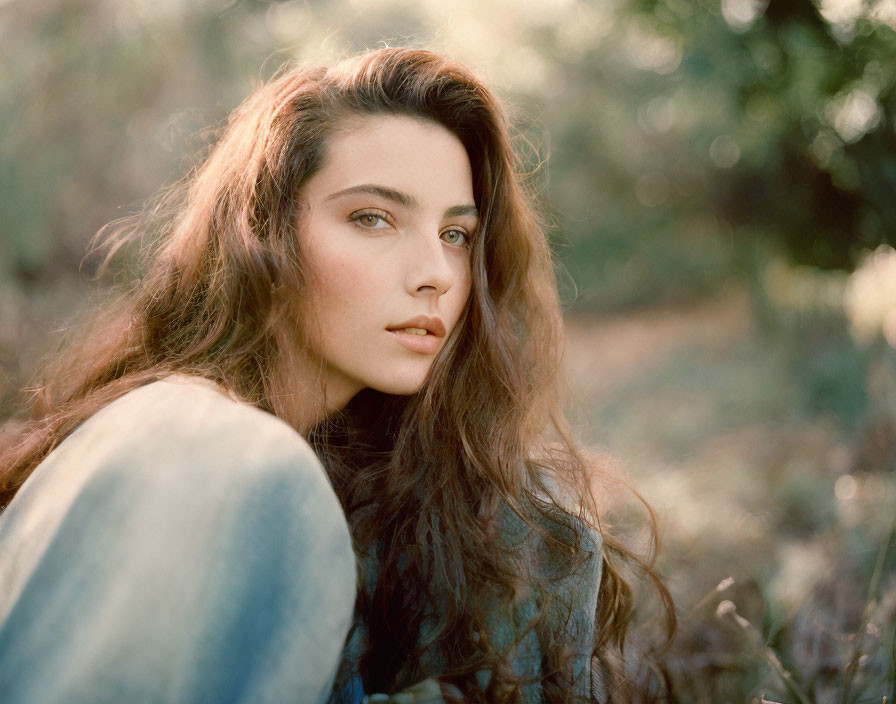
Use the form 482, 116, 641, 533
0, 48, 673, 702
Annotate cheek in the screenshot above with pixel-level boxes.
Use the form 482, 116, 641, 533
304, 241, 381, 319
451, 259, 473, 315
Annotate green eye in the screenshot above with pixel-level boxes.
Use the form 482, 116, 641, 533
441, 229, 470, 247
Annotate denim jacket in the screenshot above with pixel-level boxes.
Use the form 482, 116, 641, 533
330, 494, 606, 703
0, 378, 356, 703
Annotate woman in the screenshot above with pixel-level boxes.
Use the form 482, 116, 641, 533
0, 48, 669, 703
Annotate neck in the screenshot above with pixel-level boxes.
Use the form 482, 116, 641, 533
274, 351, 362, 436
295, 380, 360, 436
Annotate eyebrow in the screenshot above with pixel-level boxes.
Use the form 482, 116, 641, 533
325, 184, 478, 219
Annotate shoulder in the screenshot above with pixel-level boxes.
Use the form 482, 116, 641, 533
54, 376, 321, 488
496, 490, 603, 621
7, 377, 332, 532
78, 376, 317, 470
0, 378, 357, 699
498, 480, 603, 565
501, 483, 604, 627
0, 376, 349, 612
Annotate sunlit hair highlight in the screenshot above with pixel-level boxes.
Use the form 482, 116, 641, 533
0, 48, 673, 702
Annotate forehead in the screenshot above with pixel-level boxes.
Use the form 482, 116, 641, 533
304, 114, 475, 205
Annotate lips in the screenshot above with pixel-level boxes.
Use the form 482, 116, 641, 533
386, 315, 446, 354
386, 316, 447, 337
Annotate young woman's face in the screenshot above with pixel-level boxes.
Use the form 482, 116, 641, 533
297, 114, 477, 408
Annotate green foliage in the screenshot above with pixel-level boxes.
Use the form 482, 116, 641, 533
4, 0, 895, 303
619, 0, 896, 271
0, 0, 273, 282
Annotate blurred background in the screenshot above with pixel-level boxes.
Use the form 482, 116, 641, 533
1, 0, 894, 700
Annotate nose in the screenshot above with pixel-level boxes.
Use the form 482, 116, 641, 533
404, 232, 457, 297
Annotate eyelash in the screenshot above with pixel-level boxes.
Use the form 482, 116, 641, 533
440, 228, 472, 248
350, 209, 391, 230
349, 209, 474, 249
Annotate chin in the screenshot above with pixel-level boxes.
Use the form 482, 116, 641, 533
368, 370, 431, 396
372, 379, 427, 396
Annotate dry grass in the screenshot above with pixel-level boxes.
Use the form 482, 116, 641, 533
564, 287, 896, 703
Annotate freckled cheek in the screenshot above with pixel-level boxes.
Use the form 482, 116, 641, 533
450, 261, 474, 316
308, 246, 385, 316
459, 262, 472, 294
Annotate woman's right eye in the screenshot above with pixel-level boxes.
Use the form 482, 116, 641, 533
350, 209, 390, 230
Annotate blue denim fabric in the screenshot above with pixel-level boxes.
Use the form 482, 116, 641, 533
335, 674, 366, 703
329, 498, 605, 703
0, 378, 356, 704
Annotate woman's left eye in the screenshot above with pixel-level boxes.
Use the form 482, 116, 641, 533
440, 228, 471, 248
